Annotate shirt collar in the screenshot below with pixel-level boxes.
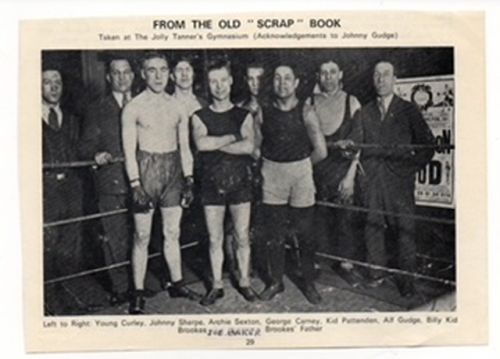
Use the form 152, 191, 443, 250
112, 91, 123, 107
378, 93, 394, 112
112, 91, 132, 108
42, 102, 62, 125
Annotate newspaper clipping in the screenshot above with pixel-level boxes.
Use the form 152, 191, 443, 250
19, 11, 487, 352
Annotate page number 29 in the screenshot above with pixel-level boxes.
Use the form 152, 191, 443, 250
246, 339, 255, 346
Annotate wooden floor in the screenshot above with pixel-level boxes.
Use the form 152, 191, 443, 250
45, 253, 454, 316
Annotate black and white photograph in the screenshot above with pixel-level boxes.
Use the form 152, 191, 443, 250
41, 47, 456, 317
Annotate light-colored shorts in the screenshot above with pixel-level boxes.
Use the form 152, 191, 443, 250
261, 157, 316, 208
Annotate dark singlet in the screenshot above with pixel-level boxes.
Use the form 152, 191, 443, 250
261, 102, 313, 162
195, 106, 252, 191
313, 94, 354, 195
323, 93, 352, 158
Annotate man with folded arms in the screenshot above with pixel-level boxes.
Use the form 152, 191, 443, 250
192, 59, 257, 306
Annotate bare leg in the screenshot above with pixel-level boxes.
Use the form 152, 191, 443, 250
204, 205, 226, 289
160, 206, 183, 283
229, 202, 252, 288
131, 210, 154, 290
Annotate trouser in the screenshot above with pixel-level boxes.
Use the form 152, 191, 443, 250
262, 204, 316, 284
98, 193, 131, 294
363, 173, 417, 280
43, 176, 84, 280
315, 205, 359, 261
43, 175, 84, 315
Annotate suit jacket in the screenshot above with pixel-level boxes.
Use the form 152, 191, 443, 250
350, 95, 435, 186
43, 108, 82, 216
43, 108, 80, 166
78, 94, 128, 195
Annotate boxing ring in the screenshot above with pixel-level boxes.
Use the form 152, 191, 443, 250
42, 143, 456, 315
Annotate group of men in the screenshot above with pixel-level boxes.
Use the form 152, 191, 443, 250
42, 51, 435, 315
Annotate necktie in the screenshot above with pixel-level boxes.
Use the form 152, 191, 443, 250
377, 98, 386, 121
122, 93, 131, 108
48, 107, 59, 130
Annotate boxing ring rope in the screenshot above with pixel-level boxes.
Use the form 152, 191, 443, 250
327, 143, 455, 151
44, 208, 128, 228
43, 157, 124, 170
315, 252, 455, 287
43, 204, 455, 287
316, 201, 455, 226
42, 142, 456, 289
44, 241, 200, 285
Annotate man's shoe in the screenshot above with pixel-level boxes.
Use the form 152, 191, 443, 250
302, 283, 322, 304
129, 291, 145, 315
239, 286, 258, 302
336, 267, 364, 288
396, 280, 417, 298
259, 282, 284, 301
365, 274, 386, 288
109, 291, 129, 306
168, 285, 203, 301
200, 288, 224, 306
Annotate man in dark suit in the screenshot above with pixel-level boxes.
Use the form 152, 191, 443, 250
78, 56, 135, 305
42, 66, 84, 314
351, 61, 435, 297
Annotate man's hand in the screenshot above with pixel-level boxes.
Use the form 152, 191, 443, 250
327, 139, 357, 159
94, 151, 113, 165
251, 147, 261, 160
333, 139, 355, 150
132, 185, 153, 213
181, 176, 195, 209
338, 172, 355, 204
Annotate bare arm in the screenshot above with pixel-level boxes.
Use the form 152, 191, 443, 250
219, 113, 255, 155
177, 108, 194, 177
121, 104, 140, 186
192, 114, 236, 151
303, 106, 327, 164
252, 106, 263, 158
349, 96, 361, 118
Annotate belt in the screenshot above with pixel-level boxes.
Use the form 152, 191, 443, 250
44, 171, 74, 181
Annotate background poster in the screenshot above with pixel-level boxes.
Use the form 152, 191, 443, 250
396, 76, 455, 208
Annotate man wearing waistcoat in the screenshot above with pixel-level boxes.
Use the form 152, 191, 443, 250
42, 65, 84, 314
78, 56, 135, 306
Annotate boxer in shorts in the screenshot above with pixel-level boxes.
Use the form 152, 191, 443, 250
122, 51, 201, 314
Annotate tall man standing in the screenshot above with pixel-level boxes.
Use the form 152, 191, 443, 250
350, 61, 435, 297
42, 66, 84, 313
306, 59, 364, 287
192, 59, 257, 306
122, 52, 201, 314
78, 56, 135, 305
258, 63, 327, 304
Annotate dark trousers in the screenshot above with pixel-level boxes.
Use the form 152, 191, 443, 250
314, 157, 360, 262
262, 205, 316, 284
98, 193, 131, 294
43, 175, 84, 280
363, 173, 417, 280
315, 205, 359, 261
